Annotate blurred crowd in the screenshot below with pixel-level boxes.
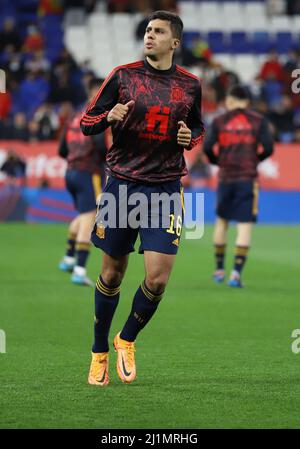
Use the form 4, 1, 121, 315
0, 0, 300, 143
178, 46, 300, 144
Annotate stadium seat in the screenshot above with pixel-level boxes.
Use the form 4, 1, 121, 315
199, 2, 220, 18
244, 2, 266, 19
223, 2, 243, 15
91, 55, 116, 78
182, 31, 202, 50
269, 16, 293, 32
229, 32, 252, 54
181, 14, 201, 31
113, 27, 135, 41
274, 32, 294, 54
64, 8, 85, 27
214, 54, 235, 70
291, 16, 300, 34
199, 15, 223, 32
131, 12, 144, 28
89, 26, 109, 41
87, 13, 110, 29
222, 15, 247, 32
111, 13, 132, 29
115, 39, 136, 55
246, 15, 269, 32
252, 31, 272, 54
40, 15, 64, 61
74, 46, 91, 63
223, 1, 244, 26
198, 2, 223, 30
64, 26, 89, 62
90, 40, 111, 56
233, 55, 258, 83
115, 48, 142, 66
179, 1, 197, 17
207, 31, 227, 54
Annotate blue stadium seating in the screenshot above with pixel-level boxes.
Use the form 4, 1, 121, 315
183, 30, 300, 55
182, 31, 202, 49
252, 32, 272, 54
274, 32, 294, 54
207, 32, 227, 53
230, 32, 253, 54
40, 15, 64, 61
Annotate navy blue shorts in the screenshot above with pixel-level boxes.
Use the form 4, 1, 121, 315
216, 180, 258, 223
91, 176, 185, 257
65, 169, 103, 214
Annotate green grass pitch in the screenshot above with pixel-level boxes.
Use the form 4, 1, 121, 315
0, 223, 300, 429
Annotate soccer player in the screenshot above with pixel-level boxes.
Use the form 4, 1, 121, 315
58, 78, 108, 286
203, 85, 274, 288
80, 10, 204, 385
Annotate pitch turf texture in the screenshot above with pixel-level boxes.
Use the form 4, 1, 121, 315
0, 223, 299, 429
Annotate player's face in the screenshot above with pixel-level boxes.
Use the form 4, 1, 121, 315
144, 19, 179, 59
226, 96, 249, 110
225, 96, 236, 110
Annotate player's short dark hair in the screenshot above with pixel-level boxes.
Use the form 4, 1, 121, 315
147, 10, 183, 40
88, 77, 104, 92
227, 85, 251, 101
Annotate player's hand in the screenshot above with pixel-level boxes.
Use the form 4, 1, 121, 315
107, 100, 135, 123
177, 121, 192, 147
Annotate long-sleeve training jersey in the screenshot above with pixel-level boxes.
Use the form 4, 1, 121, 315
203, 108, 274, 182
81, 59, 205, 183
59, 111, 107, 174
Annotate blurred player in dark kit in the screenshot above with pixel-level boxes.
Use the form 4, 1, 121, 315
204, 85, 274, 288
59, 78, 108, 286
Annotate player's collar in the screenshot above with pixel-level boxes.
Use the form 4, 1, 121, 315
144, 58, 176, 75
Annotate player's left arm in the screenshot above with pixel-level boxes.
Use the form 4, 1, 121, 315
58, 132, 69, 159
178, 83, 205, 150
257, 117, 274, 161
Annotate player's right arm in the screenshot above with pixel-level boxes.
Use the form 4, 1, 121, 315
203, 120, 219, 165
81, 71, 119, 136
81, 70, 135, 136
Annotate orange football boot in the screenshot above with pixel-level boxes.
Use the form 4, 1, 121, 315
113, 333, 136, 384
88, 352, 109, 386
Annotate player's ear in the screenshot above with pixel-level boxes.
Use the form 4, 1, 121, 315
172, 39, 180, 50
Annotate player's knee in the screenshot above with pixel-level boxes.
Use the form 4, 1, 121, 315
145, 274, 168, 295
101, 268, 125, 287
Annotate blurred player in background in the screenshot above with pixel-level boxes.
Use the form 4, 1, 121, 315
204, 85, 274, 288
0, 150, 26, 187
58, 77, 109, 286
81, 10, 204, 386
